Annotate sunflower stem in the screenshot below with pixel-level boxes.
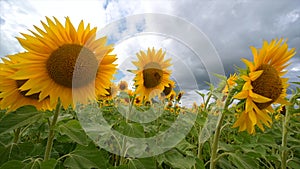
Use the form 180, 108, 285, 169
197, 127, 203, 160
13, 128, 21, 143
127, 95, 135, 123
209, 90, 234, 169
281, 110, 289, 169
44, 99, 61, 161
281, 99, 295, 169
280, 91, 299, 169
209, 111, 225, 169
119, 95, 134, 165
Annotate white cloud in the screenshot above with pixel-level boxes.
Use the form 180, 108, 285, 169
28, 0, 107, 27
0, 0, 108, 57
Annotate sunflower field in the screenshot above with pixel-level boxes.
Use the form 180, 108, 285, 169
0, 17, 299, 169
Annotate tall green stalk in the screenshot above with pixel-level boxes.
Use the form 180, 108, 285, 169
209, 112, 226, 169
197, 92, 212, 160
280, 93, 298, 169
13, 128, 21, 143
281, 106, 289, 169
119, 95, 135, 165
44, 99, 62, 161
209, 91, 234, 169
280, 91, 299, 169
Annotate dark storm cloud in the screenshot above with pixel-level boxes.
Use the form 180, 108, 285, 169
162, 0, 300, 89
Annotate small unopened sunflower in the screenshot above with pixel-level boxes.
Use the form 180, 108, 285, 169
0, 54, 52, 112
223, 73, 237, 94
132, 48, 173, 100
11, 17, 117, 108
233, 38, 295, 134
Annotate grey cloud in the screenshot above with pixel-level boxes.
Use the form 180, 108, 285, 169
1, 0, 299, 105
163, 0, 300, 83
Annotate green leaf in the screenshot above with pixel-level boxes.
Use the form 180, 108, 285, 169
288, 157, 300, 168
195, 90, 205, 98
199, 113, 219, 144
257, 134, 276, 145
0, 106, 43, 135
205, 82, 215, 91
64, 142, 111, 169
0, 133, 13, 146
176, 140, 196, 155
218, 142, 236, 152
228, 153, 258, 169
114, 121, 145, 138
128, 157, 156, 169
214, 73, 227, 81
0, 142, 36, 164
40, 159, 57, 169
195, 158, 205, 169
159, 149, 196, 169
0, 160, 24, 169
23, 159, 41, 169
58, 120, 88, 146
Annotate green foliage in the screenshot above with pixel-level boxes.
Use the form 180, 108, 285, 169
0, 106, 50, 135
58, 120, 89, 146
63, 142, 111, 169
0, 81, 299, 169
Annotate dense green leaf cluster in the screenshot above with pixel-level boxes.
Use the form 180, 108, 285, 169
0, 82, 299, 168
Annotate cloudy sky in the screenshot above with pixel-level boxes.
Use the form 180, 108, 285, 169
0, 0, 299, 107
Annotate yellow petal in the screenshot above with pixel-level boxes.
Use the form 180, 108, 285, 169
242, 58, 255, 72
248, 110, 257, 125
249, 70, 263, 81
249, 90, 272, 103
241, 75, 250, 81
233, 111, 246, 129
275, 97, 291, 105
242, 81, 253, 90
245, 98, 254, 113
234, 90, 249, 100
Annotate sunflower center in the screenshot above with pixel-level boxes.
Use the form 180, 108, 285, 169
162, 83, 172, 96
16, 80, 39, 100
119, 83, 127, 91
46, 44, 98, 88
143, 62, 163, 88
251, 64, 283, 109
135, 97, 141, 104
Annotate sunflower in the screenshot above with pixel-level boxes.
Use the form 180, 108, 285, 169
176, 91, 184, 102
98, 83, 118, 101
134, 96, 142, 106
132, 48, 173, 100
160, 80, 176, 100
222, 73, 237, 94
233, 38, 295, 134
11, 17, 117, 108
127, 89, 135, 97
191, 102, 198, 113
274, 105, 285, 121
0, 54, 52, 112
118, 80, 128, 91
